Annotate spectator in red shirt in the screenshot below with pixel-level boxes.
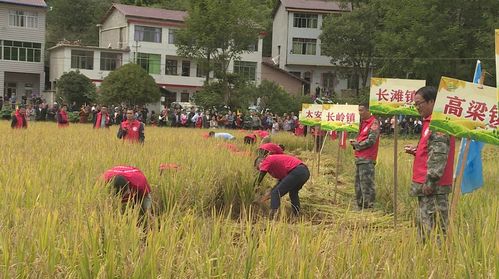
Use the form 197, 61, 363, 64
103, 166, 152, 218
255, 153, 309, 218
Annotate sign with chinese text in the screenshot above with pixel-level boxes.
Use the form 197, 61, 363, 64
430, 77, 498, 146
369, 78, 426, 116
320, 104, 360, 132
300, 104, 323, 126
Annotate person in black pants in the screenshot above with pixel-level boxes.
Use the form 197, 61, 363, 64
255, 152, 310, 218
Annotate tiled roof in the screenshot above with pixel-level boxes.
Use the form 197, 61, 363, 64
273, 0, 351, 17
0, 0, 47, 8
282, 0, 350, 11
109, 3, 187, 22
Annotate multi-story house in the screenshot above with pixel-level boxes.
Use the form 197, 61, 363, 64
271, 0, 356, 97
49, 3, 263, 108
0, 0, 47, 106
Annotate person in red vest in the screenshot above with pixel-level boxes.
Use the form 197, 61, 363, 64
255, 153, 309, 218
103, 165, 152, 218
56, 104, 69, 127
11, 106, 28, 129
405, 86, 455, 243
93, 106, 111, 129
117, 109, 145, 143
294, 120, 305, 136
349, 103, 380, 210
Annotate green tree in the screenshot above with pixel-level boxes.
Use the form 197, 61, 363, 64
255, 80, 306, 115
321, 2, 380, 93
99, 64, 161, 106
373, 0, 497, 85
56, 71, 96, 107
176, 0, 262, 104
46, 0, 116, 46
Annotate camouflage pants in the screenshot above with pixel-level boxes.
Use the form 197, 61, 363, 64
354, 162, 375, 208
416, 194, 449, 243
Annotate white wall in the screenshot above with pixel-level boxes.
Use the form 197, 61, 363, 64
100, 9, 128, 49
272, 4, 288, 67
0, 3, 46, 95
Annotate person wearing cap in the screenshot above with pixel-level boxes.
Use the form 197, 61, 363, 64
103, 166, 152, 218
56, 104, 69, 127
117, 109, 145, 143
255, 149, 309, 218
208, 131, 235, 140
11, 106, 28, 129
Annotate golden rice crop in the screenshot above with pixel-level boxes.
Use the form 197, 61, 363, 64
0, 122, 497, 278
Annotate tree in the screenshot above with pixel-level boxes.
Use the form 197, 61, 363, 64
320, 2, 380, 94
176, 0, 262, 104
46, 0, 116, 46
56, 71, 96, 107
375, 0, 498, 86
98, 64, 161, 106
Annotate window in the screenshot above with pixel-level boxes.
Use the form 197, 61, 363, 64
196, 63, 208, 78
293, 13, 318, 28
292, 38, 317, 55
181, 61, 190, 76
100, 52, 122, 71
137, 53, 161, 74
166, 59, 178, 75
9, 11, 38, 28
233, 61, 257, 81
180, 92, 190, 102
168, 29, 177, 44
71, 50, 94, 69
134, 25, 162, 43
3, 40, 41, 62
246, 41, 259, 52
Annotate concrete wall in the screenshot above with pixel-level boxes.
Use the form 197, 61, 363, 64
100, 9, 127, 49
0, 2, 46, 99
272, 4, 288, 67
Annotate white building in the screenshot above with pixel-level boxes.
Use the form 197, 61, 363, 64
0, 0, 47, 105
48, 3, 263, 108
271, 0, 356, 97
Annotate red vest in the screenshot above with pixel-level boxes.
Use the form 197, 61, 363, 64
294, 122, 305, 136
355, 115, 380, 161
103, 166, 151, 201
58, 111, 69, 127
121, 120, 142, 142
412, 116, 455, 186
95, 112, 110, 128
14, 111, 27, 129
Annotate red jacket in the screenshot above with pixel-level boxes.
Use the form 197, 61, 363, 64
94, 112, 110, 128
412, 116, 455, 186
57, 110, 69, 127
120, 120, 143, 142
103, 166, 151, 202
11, 110, 27, 129
355, 115, 380, 161
294, 121, 305, 136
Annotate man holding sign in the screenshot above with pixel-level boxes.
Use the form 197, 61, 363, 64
350, 104, 380, 210
405, 86, 455, 243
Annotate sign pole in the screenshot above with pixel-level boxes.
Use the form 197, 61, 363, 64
449, 138, 471, 231
334, 133, 342, 204
393, 116, 399, 227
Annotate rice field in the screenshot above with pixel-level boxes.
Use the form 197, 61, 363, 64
0, 121, 497, 278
